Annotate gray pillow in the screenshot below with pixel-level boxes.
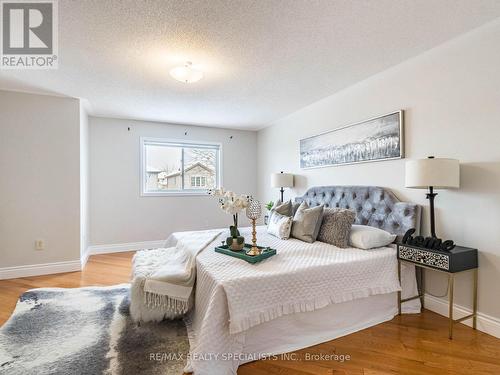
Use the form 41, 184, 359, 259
317, 208, 356, 248
271, 200, 293, 217
291, 202, 324, 243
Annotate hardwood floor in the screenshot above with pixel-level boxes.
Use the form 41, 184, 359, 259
1, 252, 499, 374
0, 252, 133, 324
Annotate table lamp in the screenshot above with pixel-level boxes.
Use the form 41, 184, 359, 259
271, 172, 294, 202
405, 156, 460, 238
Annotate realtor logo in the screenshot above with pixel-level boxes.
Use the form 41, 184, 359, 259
1, 0, 58, 69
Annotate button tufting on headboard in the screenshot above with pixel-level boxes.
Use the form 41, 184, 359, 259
295, 186, 421, 236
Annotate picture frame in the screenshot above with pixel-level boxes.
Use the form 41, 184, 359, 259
299, 110, 404, 169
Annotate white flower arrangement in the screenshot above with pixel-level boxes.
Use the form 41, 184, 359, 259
208, 188, 250, 227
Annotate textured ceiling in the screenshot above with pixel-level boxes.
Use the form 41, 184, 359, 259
1, 0, 500, 129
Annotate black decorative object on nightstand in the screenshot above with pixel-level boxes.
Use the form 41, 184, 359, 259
401, 228, 456, 252
396, 241, 478, 339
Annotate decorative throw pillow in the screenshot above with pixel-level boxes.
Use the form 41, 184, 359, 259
271, 200, 293, 217
292, 202, 301, 217
291, 201, 324, 243
267, 211, 293, 239
317, 208, 356, 248
349, 225, 396, 249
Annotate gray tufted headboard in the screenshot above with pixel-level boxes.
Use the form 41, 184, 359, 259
295, 186, 421, 236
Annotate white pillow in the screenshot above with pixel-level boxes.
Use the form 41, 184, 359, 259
349, 225, 396, 249
267, 211, 293, 239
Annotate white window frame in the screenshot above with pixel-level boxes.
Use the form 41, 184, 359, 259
140, 137, 222, 196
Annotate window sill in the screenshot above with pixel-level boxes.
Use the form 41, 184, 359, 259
141, 191, 210, 197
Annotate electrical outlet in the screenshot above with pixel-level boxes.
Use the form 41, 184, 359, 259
35, 239, 45, 251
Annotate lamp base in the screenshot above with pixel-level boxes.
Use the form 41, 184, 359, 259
426, 186, 438, 238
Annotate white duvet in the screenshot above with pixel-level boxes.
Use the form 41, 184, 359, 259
164, 226, 417, 375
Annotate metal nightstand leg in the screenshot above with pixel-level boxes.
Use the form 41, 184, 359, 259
473, 268, 478, 330
398, 260, 426, 315
420, 268, 425, 309
397, 260, 402, 315
447, 269, 479, 339
448, 274, 454, 339
398, 256, 478, 339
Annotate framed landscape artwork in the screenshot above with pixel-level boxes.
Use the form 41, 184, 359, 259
299, 110, 404, 169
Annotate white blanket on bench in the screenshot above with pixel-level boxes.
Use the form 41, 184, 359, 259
131, 229, 222, 317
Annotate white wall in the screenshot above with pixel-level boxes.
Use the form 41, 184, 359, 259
257, 20, 500, 321
0, 90, 81, 268
89, 117, 257, 246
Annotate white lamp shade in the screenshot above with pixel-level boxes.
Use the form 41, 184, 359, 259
271, 173, 294, 188
405, 158, 460, 189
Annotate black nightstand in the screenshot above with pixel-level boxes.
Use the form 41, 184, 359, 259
396, 243, 478, 339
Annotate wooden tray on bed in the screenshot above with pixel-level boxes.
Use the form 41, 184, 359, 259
214, 244, 276, 264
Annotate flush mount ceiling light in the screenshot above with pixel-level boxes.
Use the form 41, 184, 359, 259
169, 61, 204, 83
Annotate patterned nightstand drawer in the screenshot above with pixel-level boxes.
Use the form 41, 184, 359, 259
397, 243, 477, 273
398, 245, 449, 270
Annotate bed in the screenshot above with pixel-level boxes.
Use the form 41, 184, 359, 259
163, 186, 422, 375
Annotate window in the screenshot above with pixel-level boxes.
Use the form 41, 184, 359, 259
141, 138, 221, 195
190, 176, 207, 187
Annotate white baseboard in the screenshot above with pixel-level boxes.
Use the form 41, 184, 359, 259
86, 240, 166, 256
424, 294, 500, 339
0, 260, 81, 280
81, 248, 90, 269
1, 241, 165, 279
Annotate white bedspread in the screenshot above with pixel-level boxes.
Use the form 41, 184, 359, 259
164, 226, 418, 375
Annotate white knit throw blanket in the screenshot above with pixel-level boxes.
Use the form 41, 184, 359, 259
132, 230, 222, 316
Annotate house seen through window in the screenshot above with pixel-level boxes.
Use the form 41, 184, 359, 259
142, 138, 220, 194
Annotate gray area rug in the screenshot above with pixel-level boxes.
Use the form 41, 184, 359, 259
0, 284, 189, 375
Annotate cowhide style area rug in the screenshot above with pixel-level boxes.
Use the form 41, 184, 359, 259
0, 285, 189, 375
